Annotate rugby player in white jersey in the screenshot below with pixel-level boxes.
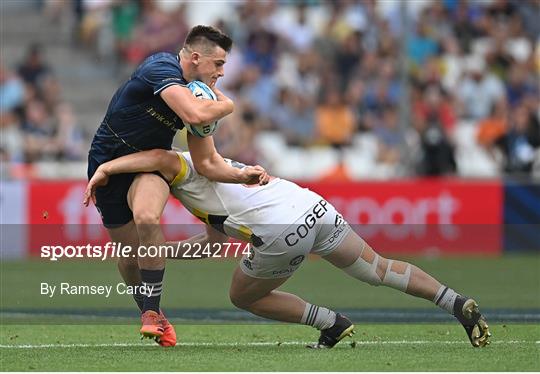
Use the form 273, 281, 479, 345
84, 150, 491, 348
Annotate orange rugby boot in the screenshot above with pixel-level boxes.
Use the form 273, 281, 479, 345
157, 310, 177, 347
140, 310, 165, 340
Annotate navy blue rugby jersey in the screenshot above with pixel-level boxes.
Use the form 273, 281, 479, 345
89, 52, 187, 161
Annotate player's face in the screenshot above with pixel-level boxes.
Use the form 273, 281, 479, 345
194, 46, 227, 87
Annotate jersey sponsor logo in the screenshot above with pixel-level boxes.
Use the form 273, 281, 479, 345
161, 77, 183, 83
289, 255, 305, 266
145, 106, 179, 130
247, 248, 255, 261
285, 200, 328, 247
272, 268, 293, 276
242, 258, 253, 270
328, 215, 347, 244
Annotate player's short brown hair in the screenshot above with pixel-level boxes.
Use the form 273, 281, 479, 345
184, 25, 232, 54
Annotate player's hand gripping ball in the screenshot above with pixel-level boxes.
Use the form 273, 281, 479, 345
185, 81, 219, 137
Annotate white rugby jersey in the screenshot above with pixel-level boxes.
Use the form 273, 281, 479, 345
170, 152, 322, 248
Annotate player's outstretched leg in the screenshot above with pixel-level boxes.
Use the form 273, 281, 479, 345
229, 267, 355, 349
128, 174, 175, 345
110, 219, 176, 347
322, 230, 491, 347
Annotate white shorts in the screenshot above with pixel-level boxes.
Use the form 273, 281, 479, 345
240, 199, 351, 279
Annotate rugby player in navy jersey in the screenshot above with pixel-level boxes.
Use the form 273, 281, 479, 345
87, 25, 267, 346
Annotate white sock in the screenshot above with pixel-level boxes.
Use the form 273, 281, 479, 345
301, 303, 336, 330
434, 286, 459, 314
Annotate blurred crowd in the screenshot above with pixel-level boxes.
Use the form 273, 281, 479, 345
2, 0, 539, 179
1, 45, 86, 164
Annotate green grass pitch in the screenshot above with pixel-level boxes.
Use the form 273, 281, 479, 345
1, 255, 539, 371
1, 324, 539, 371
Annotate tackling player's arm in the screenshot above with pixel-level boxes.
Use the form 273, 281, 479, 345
103, 149, 179, 182
160, 85, 233, 126
83, 149, 270, 206
83, 149, 180, 206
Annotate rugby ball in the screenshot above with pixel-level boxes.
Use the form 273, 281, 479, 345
185, 81, 219, 137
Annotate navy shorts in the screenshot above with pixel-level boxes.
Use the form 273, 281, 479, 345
88, 155, 169, 228
87, 154, 137, 228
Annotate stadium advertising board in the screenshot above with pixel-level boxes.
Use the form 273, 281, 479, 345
300, 179, 503, 255
26, 181, 202, 257
14, 179, 503, 256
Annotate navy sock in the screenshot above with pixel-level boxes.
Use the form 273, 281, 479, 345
140, 269, 164, 313
133, 286, 145, 311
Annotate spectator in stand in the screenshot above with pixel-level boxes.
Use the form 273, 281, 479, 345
505, 63, 539, 107
477, 100, 508, 150
238, 64, 278, 119
521, 93, 540, 132
271, 87, 315, 147
321, 2, 355, 46
110, 0, 140, 65
496, 104, 540, 174
439, 35, 467, 93
456, 55, 505, 120
414, 55, 439, 89
414, 84, 456, 135
0, 109, 24, 163
276, 3, 315, 53
77, 0, 111, 51
485, 0, 519, 34
40, 74, 63, 112
334, 31, 363, 90
487, 32, 514, 79
0, 64, 25, 114
17, 44, 52, 88
54, 103, 85, 161
373, 105, 404, 167
21, 99, 58, 162
244, 29, 279, 76
451, 0, 486, 54
421, 1, 454, 44
413, 84, 456, 176
275, 50, 321, 101
514, 0, 540, 40
125, 1, 188, 64
316, 85, 355, 148
364, 78, 398, 117
345, 78, 366, 131
356, 51, 380, 89
407, 15, 439, 68
1, 64, 26, 163
213, 103, 263, 167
